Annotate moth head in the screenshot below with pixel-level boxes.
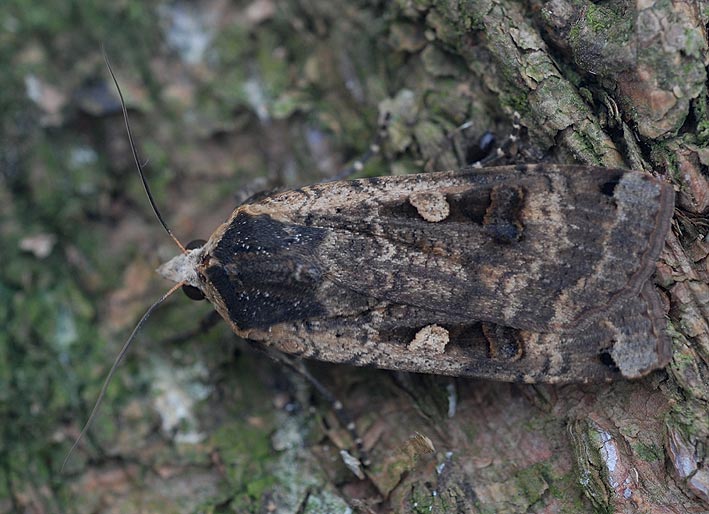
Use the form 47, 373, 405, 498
157, 239, 207, 300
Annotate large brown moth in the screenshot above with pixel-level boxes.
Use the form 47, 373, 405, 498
157, 164, 674, 384
62, 55, 675, 471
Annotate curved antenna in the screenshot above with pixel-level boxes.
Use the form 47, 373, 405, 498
60, 281, 184, 472
102, 47, 187, 254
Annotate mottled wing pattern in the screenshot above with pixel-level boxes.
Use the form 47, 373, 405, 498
226, 281, 669, 383
198, 165, 674, 382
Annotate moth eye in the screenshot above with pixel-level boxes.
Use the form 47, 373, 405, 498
182, 284, 205, 301
186, 239, 207, 250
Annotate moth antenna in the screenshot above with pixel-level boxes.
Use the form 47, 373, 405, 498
60, 281, 184, 473
102, 46, 187, 254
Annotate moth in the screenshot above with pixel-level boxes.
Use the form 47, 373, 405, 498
157, 164, 675, 384
62, 56, 677, 473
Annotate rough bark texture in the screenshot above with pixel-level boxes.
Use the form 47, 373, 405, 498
1, 0, 707, 513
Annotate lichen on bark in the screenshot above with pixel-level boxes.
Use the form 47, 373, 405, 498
1, 0, 707, 512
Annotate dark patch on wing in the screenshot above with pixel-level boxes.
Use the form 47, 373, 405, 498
205, 213, 329, 329
599, 171, 623, 197
377, 185, 501, 227
481, 323, 524, 361
379, 321, 496, 360
447, 188, 490, 224
598, 350, 620, 371
482, 185, 525, 244
377, 199, 421, 221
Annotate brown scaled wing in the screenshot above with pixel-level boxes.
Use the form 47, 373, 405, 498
196, 165, 674, 383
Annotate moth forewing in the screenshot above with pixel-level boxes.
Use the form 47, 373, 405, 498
157, 164, 674, 383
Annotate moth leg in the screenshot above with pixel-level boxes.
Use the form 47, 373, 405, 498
263, 348, 371, 470
424, 111, 521, 170
470, 111, 522, 168
443, 120, 496, 165
328, 112, 391, 181
157, 310, 222, 346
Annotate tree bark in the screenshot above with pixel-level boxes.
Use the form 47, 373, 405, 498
2, 0, 707, 513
